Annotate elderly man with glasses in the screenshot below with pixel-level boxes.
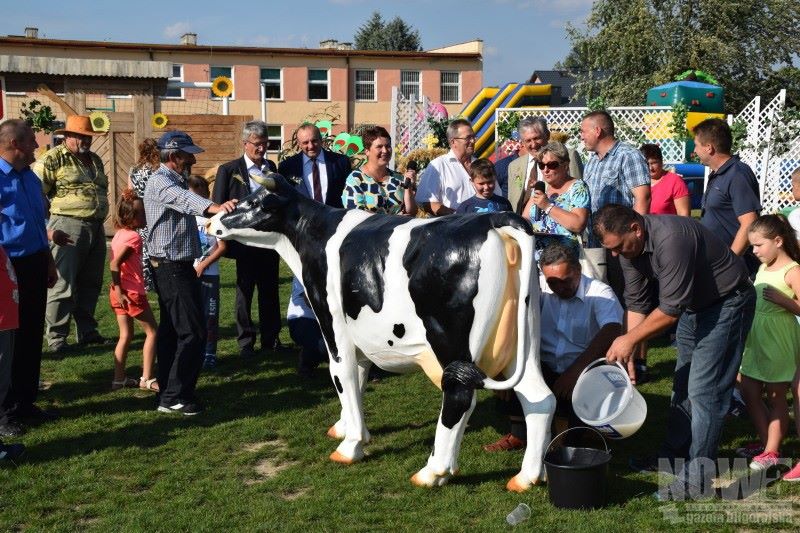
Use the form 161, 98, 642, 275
416, 118, 478, 216
212, 121, 286, 359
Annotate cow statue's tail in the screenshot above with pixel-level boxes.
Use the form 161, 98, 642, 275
479, 221, 538, 391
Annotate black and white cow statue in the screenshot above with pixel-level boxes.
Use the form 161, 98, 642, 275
208, 174, 556, 491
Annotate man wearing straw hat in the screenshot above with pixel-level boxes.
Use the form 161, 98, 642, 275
34, 115, 110, 354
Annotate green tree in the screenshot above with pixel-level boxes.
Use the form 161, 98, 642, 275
562, 0, 800, 110
354, 11, 422, 52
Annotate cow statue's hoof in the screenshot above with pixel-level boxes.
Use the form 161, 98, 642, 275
410, 466, 452, 488
329, 441, 365, 465
506, 471, 544, 492
327, 420, 371, 443
326, 423, 345, 440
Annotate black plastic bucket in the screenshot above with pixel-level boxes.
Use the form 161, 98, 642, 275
544, 427, 611, 510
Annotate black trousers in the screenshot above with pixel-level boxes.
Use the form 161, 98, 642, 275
235, 249, 281, 350
1, 250, 48, 423
153, 261, 206, 406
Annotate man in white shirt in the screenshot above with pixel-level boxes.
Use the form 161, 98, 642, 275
416, 118, 477, 215
484, 241, 623, 451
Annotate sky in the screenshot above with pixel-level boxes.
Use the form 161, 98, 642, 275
0, 0, 595, 87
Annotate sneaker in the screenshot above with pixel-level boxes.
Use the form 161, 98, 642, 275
783, 461, 800, 482
78, 331, 112, 346
0, 443, 25, 463
727, 398, 748, 419
49, 339, 69, 354
750, 450, 780, 471
629, 454, 677, 473
157, 402, 203, 416
203, 356, 217, 369
736, 441, 765, 459
482, 433, 525, 452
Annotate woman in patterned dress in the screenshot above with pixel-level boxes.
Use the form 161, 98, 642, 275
341, 126, 417, 216
127, 138, 159, 291
522, 141, 590, 252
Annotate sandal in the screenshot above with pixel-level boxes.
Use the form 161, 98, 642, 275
111, 377, 139, 390
139, 377, 159, 392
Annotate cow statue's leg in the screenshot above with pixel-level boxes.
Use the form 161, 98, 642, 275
327, 341, 371, 464
411, 361, 484, 488
327, 357, 372, 444
505, 356, 555, 492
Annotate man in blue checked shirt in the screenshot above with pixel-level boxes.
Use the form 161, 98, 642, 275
144, 131, 237, 417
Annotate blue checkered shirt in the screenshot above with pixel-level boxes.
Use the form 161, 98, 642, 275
144, 164, 213, 261
584, 140, 650, 212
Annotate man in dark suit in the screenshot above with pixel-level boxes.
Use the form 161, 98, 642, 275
277, 124, 351, 208
278, 123, 351, 376
213, 121, 282, 357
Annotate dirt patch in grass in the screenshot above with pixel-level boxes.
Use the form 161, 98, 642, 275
281, 487, 310, 500
242, 439, 288, 453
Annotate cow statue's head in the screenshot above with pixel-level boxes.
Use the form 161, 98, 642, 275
208, 172, 298, 250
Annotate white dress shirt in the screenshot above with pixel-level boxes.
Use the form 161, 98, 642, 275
302, 151, 329, 201
244, 154, 271, 193
415, 150, 475, 209
539, 274, 623, 373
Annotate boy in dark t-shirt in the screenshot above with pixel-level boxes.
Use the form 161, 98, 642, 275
455, 158, 513, 214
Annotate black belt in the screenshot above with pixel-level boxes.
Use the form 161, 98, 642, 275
149, 257, 193, 268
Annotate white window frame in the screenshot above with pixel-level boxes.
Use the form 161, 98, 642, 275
162, 64, 184, 100
308, 68, 330, 101
260, 68, 283, 101
209, 66, 235, 100
354, 69, 376, 102
266, 124, 283, 154
106, 94, 133, 99
400, 70, 421, 101
440, 71, 461, 104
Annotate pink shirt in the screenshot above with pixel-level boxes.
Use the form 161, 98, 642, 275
110, 228, 145, 294
649, 171, 689, 215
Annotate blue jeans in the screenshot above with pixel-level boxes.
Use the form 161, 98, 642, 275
660, 284, 756, 490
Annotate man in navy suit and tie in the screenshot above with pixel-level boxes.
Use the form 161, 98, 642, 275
277, 123, 350, 376
213, 121, 283, 357
277, 124, 351, 208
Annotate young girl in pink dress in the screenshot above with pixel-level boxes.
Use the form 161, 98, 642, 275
108, 190, 158, 391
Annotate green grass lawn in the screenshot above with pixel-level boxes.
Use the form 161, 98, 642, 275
1, 256, 798, 531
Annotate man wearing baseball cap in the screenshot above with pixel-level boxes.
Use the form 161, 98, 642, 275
144, 130, 237, 416
34, 115, 110, 355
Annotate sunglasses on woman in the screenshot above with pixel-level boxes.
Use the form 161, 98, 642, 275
537, 161, 562, 170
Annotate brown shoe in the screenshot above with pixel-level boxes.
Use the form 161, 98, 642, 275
483, 433, 525, 452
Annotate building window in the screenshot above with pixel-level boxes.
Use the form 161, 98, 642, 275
260, 68, 282, 100
266, 124, 282, 153
308, 69, 329, 101
440, 72, 461, 103
210, 66, 234, 99
354, 70, 376, 101
400, 70, 421, 101
164, 64, 183, 99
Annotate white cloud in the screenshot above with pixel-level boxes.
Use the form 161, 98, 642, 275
163, 21, 191, 40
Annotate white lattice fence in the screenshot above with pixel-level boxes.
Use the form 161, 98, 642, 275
390, 87, 432, 163
762, 136, 800, 213
495, 106, 685, 164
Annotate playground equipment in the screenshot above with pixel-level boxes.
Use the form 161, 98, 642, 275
461, 83, 555, 158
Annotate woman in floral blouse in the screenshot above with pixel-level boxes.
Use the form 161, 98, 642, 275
522, 141, 590, 251
342, 126, 417, 216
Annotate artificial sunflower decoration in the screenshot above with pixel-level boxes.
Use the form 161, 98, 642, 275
89, 111, 110, 133
211, 76, 233, 98
151, 112, 169, 129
